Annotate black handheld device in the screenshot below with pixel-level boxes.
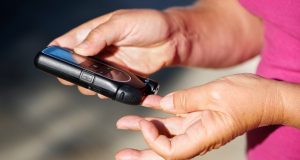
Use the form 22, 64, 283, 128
34, 46, 159, 105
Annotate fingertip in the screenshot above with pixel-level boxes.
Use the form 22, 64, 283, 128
74, 22, 118, 56
116, 117, 129, 130
116, 115, 142, 130
142, 95, 162, 109
74, 42, 91, 56
74, 37, 105, 57
116, 149, 164, 160
77, 86, 97, 96
97, 94, 109, 100
57, 78, 74, 86
48, 40, 59, 46
48, 37, 73, 48
115, 149, 140, 160
160, 93, 175, 112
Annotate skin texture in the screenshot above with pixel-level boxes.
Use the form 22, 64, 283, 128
51, 0, 263, 97
116, 74, 284, 160
51, 9, 180, 97
49, 0, 300, 159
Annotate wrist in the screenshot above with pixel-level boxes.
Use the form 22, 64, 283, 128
278, 81, 300, 128
258, 79, 300, 128
163, 8, 195, 66
256, 79, 286, 127
165, 0, 264, 68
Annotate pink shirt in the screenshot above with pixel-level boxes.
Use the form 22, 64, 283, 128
239, 0, 300, 159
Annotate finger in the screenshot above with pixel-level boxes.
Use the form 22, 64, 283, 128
49, 13, 114, 49
139, 119, 206, 159
77, 86, 96, 96
116, 115, 184, 136
142, 95, 162, 110
159, 85, 211, 114
57, 78, 74, 86
139, 120, 171, 158
97, 94, 109, 100
74, 18, 127, 56
115, 149, 164, 160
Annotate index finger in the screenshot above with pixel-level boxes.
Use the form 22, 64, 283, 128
142, 95, 162, 110
49, 12, 114, 49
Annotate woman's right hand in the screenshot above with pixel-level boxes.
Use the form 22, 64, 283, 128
49, 9, 187, 97
49, 0, 263, 99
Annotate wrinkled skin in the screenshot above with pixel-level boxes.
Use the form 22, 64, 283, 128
50, 9, 180, 80
115, 74, 285, 160
49, 1, 300, 159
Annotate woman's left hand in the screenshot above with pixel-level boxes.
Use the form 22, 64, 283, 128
115, 74, 286, 160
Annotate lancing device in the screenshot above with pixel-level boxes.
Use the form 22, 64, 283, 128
34, 46, 159, 105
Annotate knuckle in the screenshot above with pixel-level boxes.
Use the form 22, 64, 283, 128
174, 92, 189, 111
85, 29, 106, 45
110, 9, 129, 20
208, 79, 232, 101
89, 28, 104, 39
208, 74, 258, 101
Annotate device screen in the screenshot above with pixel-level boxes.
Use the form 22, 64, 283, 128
42, 46, 130, 82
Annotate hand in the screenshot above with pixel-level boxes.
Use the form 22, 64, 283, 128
116, 74, 285, 160
49, 9, 185, 97
49, 0, 263, 100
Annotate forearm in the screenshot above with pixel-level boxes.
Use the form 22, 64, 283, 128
279, 82, 300, 128
165, 0, 263, 68
257, 79, 300, 129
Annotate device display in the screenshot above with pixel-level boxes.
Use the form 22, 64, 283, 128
34, 46, 159, 105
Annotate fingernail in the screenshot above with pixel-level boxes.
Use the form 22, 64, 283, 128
160, 93, 174, 110
142, 100, 152, 108
116, 121, 128, 130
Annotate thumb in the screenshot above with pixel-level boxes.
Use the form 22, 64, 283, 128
74, 19, 124, 56
160, 87, 209, 114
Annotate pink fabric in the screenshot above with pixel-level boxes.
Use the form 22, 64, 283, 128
239, 0, 300, 159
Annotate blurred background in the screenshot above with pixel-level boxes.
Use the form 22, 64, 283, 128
0, 0, 260, 160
